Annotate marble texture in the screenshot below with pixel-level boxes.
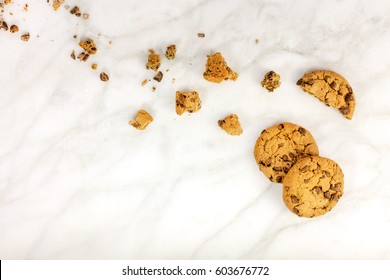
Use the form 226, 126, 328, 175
1, 0, 390, 259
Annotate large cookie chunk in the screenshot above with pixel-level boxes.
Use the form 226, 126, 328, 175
254, 122, 319, 183
203, 52, 238, 83
283, 156, 344, 218
296, 70, 355, 120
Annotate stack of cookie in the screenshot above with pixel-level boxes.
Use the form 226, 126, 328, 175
254, 122, 344, 218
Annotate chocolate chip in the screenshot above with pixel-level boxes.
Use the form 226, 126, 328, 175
324, 75, 332, 83
153, 71, 163, 82
324, 191, 331, 199
278, 143, 284, 148
276, 176, 282, 183
339, 106, 351, 115
282, 155, 288, 161
77, 52, 89, 62
313, 186, 321, 194
197, 33, 205, 38
296, 79, 303, 86
273, 167, 283, 172
70, 50, 76, 60
292, 207, 299, 214
331, 183, 341, 191
291, 196, 299, 203
323, 170, 331, 177
330, 81, 339, 90
300, 165, 309, 173
298, 127, 306, 135
307, 79, 315, 85
304, 179, 309, 183
283, 167, 289, 173
10, 24, 18, 33
345, 93, 354, 102
265, 157, 272, 166
278, 124, 284, 130
331, 194, 339, 201
289, 152, 295, 158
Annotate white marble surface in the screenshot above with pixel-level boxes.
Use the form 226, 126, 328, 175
1, 0, 390, 259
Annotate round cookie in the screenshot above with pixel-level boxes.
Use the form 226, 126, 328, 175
254, 122, 319, 183
283, 156, 344, 218
296, 70, 355, 120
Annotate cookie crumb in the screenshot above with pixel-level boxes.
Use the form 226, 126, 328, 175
73, 34, 77, 39
261, 71, 281, 92
129, 109, 153, 130
203, 52, 238, 83
141, 79, 149, 86
20, 32, 30, 41
172, 78, 176, 83
165, 44, 176, 60
255, 38, 259, 44
146, 52, 161, 72
91, 63, 98, 70
70, 50, 76, 60
77, 52, 89, 62
0, 20, 9, 31
23, 3, 28, 11
176, 91, 201, 115
197, 33, 205, 38
218, 114, 243, 136
79, 38, 97, 55
100, 72, 109, 82
9, 24, 18, 33
82, 13, 89, 20
152, 86, 156, 92
52, 0, 64, 11
153, 71, 163, 82
70, 6, 81, 17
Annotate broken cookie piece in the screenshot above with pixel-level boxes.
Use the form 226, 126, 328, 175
165, 44, 176, 60
129, 109, 153, 130
261, 71, 281, 92
100, 72, 109, 82
176, 91, 201, 115
20, 32, 30, 41
218, 114, 243, 136
79, 38, 97, 55
146, 51, 161, 72
296, 70, 355, 120
1, 20, 9, 31
9, 24, 18, 33
203, 52, 238, 83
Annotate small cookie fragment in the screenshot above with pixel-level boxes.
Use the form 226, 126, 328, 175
153, 71, 163, 82
9, 24, 18, 33
203, 52, 238, 83
20, 32, 30, 41
261, 71, 281, 92
70, 50, 76, 60
283, 156, 344, 218
197, 33, 205, 38
91, 63, 98, 70
254, 122, 319, 183
129, 110, 153, 130
141, 79, 149, 86
296, 70, 355, 120
79, 38, 97, 55
218, 114, 243, 136
146, 52, 161, 72
165, 44, 176, 60
52, 0, 64, 11
176, 91, 201, 115
77, 52, 89, 62
100, 72, 109, 82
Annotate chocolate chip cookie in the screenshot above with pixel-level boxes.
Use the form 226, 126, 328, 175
283, 156, 344, 218
254, 122, 319, 183
296, 70, 355, 120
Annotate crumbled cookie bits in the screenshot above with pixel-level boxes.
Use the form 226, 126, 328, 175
91, 63, 98, 70
10, 24, 18, 33
21, 32, 30, 41
129, 110, 153, 130
165, 44, 176, 60
261, 71, 281, 92
70, 6, 81, 17
100, 72, 109, 82
70, 50, 76, 60
79, 38, 97, 55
